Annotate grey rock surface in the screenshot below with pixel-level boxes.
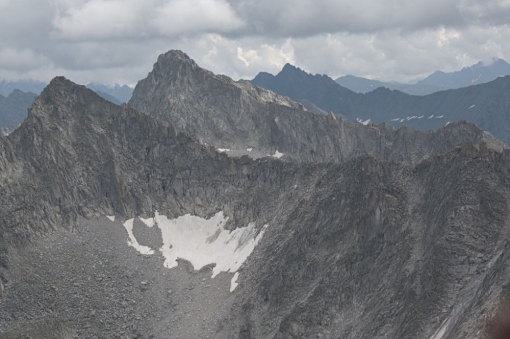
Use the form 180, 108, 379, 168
0, 77, 509, 339
130, 51, 504, 164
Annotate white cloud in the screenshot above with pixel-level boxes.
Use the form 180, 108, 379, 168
52, 0, 244, 40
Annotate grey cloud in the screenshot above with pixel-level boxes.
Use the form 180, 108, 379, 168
0, 0, 509, 85
226, 0, 510, 37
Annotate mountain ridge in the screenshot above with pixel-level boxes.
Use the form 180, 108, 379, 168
252, 64, 510, 145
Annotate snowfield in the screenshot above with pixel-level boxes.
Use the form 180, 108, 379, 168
121, 211, 267, 291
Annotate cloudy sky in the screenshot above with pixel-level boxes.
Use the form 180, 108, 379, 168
1, 0, 510, 85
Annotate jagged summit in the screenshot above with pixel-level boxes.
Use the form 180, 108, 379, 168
40, 76, 97, 101
147, 49, 205, 83
157, 49, 193, 63
280, 63, 301, 73
28, 77, 121, 122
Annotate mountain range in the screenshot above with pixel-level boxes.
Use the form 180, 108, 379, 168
335, 58, 510, 95
128, 51, 503, 164
252, 64, 510, 145
0, 51, 510, 339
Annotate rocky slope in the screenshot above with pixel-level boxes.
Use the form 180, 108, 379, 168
0, 77, 510, 339
252, 64, 510, 145
129, 51, 503, 164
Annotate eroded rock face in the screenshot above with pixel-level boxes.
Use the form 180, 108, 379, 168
0, 78, 510, 339
129, 50, 504, 164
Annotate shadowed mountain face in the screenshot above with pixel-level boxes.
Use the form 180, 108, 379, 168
129, 51, 503, 164
335, 58, 510, 95
252, 64, 510, 145
0, 77, 510, 339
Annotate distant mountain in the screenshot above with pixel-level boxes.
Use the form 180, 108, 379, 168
417, 58, 510, 88
335, 75, 445, 95
0, 80, 46, 96
334, 58, 510, 95
94, 90, 122, 105
252, 64, 510, 144
87, 83, 133, 103
0, 89, 37, 131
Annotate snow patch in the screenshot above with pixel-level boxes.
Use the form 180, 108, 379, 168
391, 118, 400, 122
120, 211, 267, 292
217, 148, 231, 153
400, 119, 405, 123
106, 215, 115, 222
435, 115, 444, 119
428, 115, 434, 119
356, 117, 371, 125
247, 148, 253, 152
230, 272, 240, 292
122, 219, 155, 255
156, 211, 266, 278
272, 150, 284, 159
140, 216, 155, 228
469, 105, 475, 109
445, 121, 450, 126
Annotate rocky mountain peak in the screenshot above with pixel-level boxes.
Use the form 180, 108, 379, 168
28, 77, 117, 123
280, 62, 300, 73
148, 49, 206, 85
156, 49, 194, 64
